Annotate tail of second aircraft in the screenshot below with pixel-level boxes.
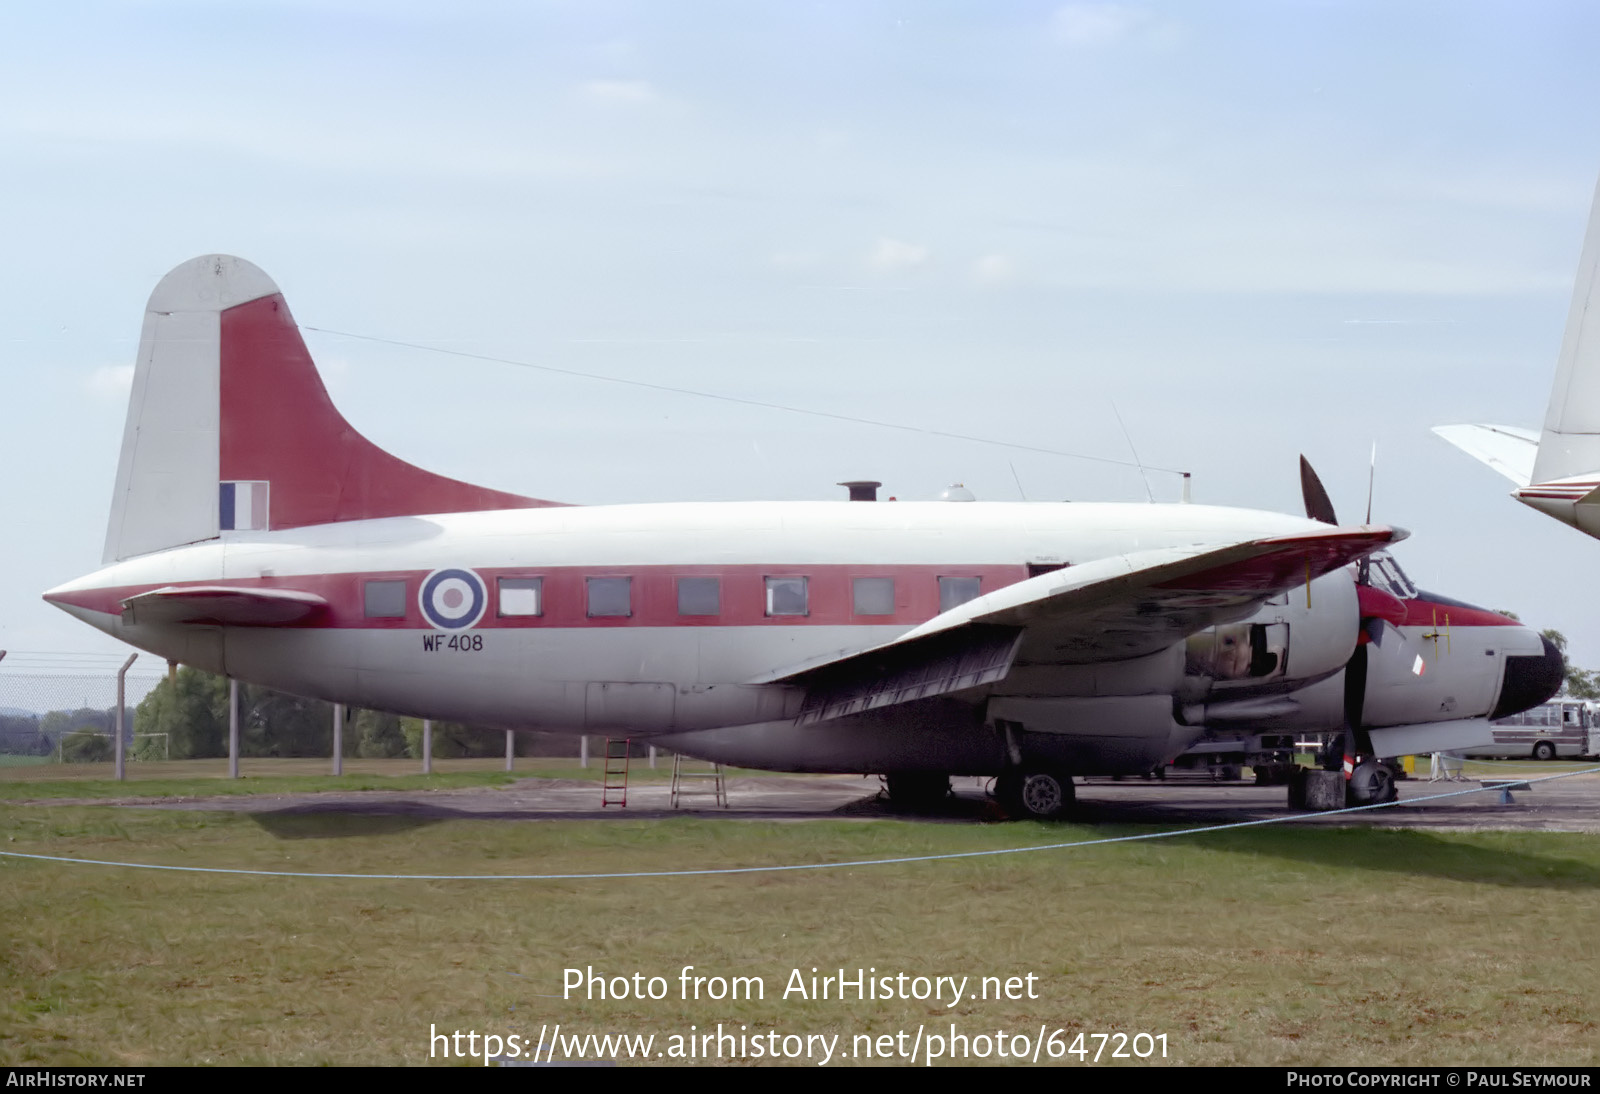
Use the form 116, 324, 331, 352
102, 255, 564, 564
1435, 174, 1600, 536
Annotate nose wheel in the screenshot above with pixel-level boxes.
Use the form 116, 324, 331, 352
1346, 759, 1398, 805
995, 769, 1076, 820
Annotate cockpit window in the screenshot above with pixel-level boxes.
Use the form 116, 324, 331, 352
1363, 552, 1417, 600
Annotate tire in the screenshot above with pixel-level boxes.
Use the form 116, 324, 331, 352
1346, 760, 1398, 805
1532, 740, 1557, 761
997, 770, 1075, 820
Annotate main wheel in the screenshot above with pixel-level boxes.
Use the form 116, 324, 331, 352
997, 770, 1076, 820
1533, 740, 1557, 761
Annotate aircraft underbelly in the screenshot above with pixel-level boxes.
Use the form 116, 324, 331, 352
208, 625, 889, 732
656, 695, 1203, 776
140, 621, 1202, 772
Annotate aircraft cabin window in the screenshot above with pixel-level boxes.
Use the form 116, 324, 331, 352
765, 576, 808, 616
363, 580, 407, 618
853, 577, 895, 616
587, 577, 632, 617
677, 577, 720, 616
938, 576, 981, 613
498, 577, 543, 617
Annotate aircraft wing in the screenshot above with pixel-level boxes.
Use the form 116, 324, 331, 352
120, 586, 329, 626
761, 526, 1400, 726
1431, 424, 1539, 486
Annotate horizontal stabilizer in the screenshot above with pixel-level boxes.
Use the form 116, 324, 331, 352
1431, 424, 1538, 486
121, 586, 328, 627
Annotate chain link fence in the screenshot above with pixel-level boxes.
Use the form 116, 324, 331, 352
0, 652, 163, 763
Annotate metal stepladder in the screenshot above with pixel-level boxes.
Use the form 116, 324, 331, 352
601, 738, 631, 807
670, 752, 727, 808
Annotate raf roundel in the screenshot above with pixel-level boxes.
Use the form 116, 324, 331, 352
419, 568, 488, 631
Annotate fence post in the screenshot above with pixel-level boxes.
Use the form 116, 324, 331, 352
332, 705, 343, 776
228, 679, 240, 779
115, 654, 137, 781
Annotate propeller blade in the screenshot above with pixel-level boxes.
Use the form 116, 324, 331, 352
1365, 442, 1376, 525
1299, 455, 1339, 525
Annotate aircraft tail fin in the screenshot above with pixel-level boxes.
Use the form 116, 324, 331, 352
1531, 174, 1600, 486
103, 255, 562, 564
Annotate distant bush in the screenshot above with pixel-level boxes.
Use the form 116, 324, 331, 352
61, 728, 114, 763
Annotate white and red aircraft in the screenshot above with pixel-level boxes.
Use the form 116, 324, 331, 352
44, 257, 1562, 817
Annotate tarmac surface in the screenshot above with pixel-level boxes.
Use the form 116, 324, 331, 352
78, 763, 1600, 832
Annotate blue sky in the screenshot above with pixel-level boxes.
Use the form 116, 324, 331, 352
4, 1, 1600, 677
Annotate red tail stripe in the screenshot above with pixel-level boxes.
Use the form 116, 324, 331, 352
218, 294, 567, 531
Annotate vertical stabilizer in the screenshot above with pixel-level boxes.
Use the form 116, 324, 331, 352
103, 255, 561, 564
1532, 175, 1600, 485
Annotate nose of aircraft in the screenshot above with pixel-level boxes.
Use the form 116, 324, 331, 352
1490, 632, 1566, 720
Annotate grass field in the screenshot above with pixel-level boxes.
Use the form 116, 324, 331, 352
0, 755, 746, 800
2, 790, 1598, 1067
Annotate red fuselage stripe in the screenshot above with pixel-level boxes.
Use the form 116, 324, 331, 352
50, 563, 1025, 629
48, 564, 1525, 633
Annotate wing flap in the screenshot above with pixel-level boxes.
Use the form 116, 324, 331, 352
792, 625, 1023, 727
121, 585, 329, 627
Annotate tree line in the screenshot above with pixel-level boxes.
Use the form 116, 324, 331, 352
1, 667, 581, 762
131, 667, 576, 760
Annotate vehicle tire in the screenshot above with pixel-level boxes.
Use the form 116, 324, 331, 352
998, 770, 1075, 820
1532, 740, 1557, 761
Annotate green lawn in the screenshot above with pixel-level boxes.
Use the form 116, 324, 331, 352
0, 755, 757, 799
1, 803, 1596, 1066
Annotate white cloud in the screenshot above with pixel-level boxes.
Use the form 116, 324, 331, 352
576, 79, 662, 107
81, 364, 134, 402
973, 254, 1016, 285
866, 237, 931, 273
1050, 4, 1166, 48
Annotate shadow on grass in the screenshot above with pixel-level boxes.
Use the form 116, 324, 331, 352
252, 807, 443, 840
1163, 826, 1600, 891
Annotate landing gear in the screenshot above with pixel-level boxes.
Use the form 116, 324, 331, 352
883, 773, 952, 811
995, 769, 1076, 820
1346, 759, 1398, 805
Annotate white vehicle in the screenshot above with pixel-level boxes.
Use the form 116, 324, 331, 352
1462, 698, 1599, 761
1436, 174, 1600, 538
42, 257, 1564, 818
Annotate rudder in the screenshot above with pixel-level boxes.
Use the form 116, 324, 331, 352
103, 255, 561, 563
